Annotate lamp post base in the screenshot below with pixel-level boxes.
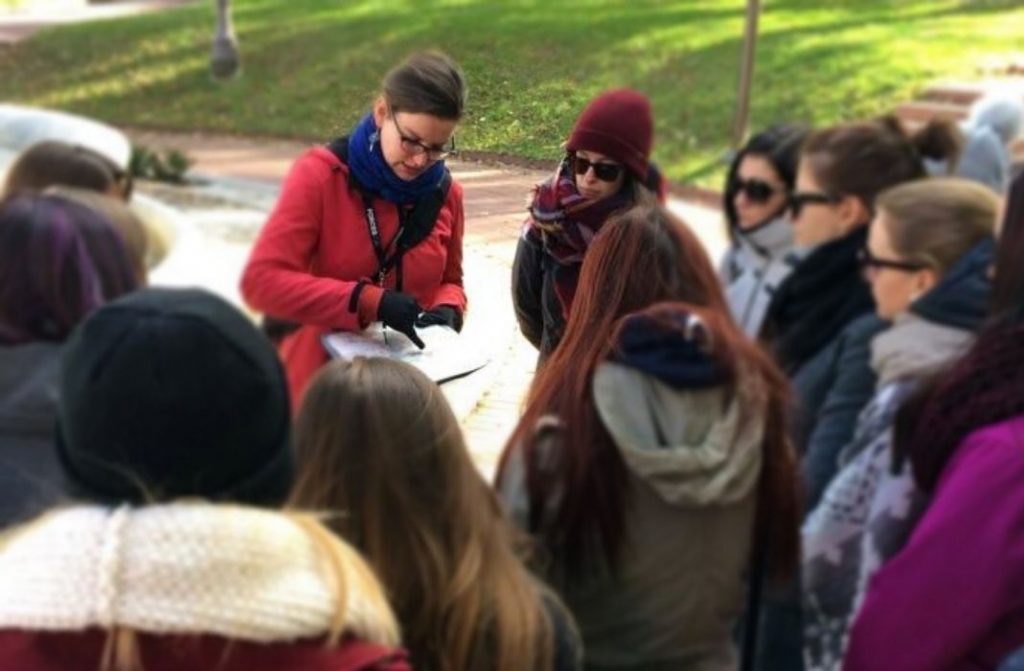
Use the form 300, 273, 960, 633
210, 37, 240, 80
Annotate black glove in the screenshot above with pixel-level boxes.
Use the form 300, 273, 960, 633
378, 290, 425, 349
415, 305, 463, 332
259, 315, 301, 345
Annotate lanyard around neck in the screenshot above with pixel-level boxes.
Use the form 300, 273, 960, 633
360, 191, 407, 287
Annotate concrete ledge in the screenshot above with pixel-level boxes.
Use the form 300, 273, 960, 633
0, 103, 131, 168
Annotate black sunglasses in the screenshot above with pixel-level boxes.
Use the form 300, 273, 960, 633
730, 177, 781, 204
857, 247, 930, 273
788, 190, 840, 219
571, 155, 624, 182
389, 108, 456, 160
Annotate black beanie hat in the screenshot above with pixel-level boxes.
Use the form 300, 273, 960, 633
56, 287, 293, 506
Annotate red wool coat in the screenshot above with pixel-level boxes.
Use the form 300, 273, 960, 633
0, 630, 411, 671
241, 147, 466, 407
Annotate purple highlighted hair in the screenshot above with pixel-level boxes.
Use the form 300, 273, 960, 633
0, 194, 139, 344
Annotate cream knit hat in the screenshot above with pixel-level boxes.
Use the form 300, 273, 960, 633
0, 502, 399, 646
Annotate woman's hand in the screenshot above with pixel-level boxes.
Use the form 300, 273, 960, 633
416, 305, 463, 332
378, 291, 425, 348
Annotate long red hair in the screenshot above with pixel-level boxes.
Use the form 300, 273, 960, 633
498, 204, 800, 578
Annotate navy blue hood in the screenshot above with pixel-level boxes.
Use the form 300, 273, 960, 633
911, 237, 994, 331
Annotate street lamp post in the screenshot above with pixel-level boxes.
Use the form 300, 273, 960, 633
731, 0, 762, 148
210, 0, 240, 80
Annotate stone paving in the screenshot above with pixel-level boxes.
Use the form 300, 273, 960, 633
0, 0, 195, 44
129, 130, 726, 478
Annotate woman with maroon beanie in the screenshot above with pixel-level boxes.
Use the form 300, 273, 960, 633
512, 88, 665, 363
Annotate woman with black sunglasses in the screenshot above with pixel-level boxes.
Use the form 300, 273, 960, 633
754, 115, 961, 671
241, 51, 468, 409
511, 88, 664, 363
802, 177, 997, 670
720, 124, 807, 336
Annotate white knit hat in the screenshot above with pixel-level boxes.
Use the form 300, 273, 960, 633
0, 502, 398, 646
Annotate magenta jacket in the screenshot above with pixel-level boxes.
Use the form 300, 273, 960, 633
844, 415, 1024, 670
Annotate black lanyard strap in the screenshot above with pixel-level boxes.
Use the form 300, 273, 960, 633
360, 191, 407, 287
327, 136, 451, 286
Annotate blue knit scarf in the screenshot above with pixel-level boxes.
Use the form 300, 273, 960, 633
610, 310, 728, 390
346, 113, 447, 205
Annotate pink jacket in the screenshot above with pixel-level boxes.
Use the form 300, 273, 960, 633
844, 415, 1024, 670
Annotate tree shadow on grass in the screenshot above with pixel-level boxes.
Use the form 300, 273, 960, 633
1, 0, 1021, 182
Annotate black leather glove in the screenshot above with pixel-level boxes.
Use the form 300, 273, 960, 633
378, 290, 425, 349
415, 305, 463, 332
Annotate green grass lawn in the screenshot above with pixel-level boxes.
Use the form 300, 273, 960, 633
1, 0, 1022, 185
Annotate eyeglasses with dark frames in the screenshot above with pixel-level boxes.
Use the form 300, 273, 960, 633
730, 176, 782, 204
570, 154, 625, 182
388, 108, 456, 161
788, 191, 841, 219
857, 247, 930, 274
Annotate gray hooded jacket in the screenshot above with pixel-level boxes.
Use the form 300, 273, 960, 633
500, 363, 766, 671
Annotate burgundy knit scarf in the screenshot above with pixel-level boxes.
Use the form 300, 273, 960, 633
526, 160, 633, 311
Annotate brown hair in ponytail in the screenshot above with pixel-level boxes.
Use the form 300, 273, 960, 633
908, 116, 964, 165
803, 115, 962, 213
381, 50, 467, 120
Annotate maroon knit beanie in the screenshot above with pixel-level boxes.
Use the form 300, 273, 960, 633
567, 88, 654, 180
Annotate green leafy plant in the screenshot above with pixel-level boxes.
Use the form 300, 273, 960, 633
129, 144, 193, 184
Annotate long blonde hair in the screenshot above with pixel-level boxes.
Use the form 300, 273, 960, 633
291, 357, 566, 671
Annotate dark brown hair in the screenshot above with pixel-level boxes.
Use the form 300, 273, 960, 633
993, 170, 1024, 319
383, 51, 467, 120
0, 194, 139, 345
290, 358, 565, 671
2, 141, 132, 202
46, 186, 151, 285
497, 203, 800, 579
803, 116, 960, 212
724, 123, 809, 232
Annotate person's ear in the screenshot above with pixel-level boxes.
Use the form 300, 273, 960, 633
372, 96, 388, 128
836, 194, 871, 234
914, 267, 939, 297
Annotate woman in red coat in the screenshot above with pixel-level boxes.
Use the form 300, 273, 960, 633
241, 51, 467, 406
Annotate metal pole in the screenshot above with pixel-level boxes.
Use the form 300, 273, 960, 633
732, 0, 762, 148
210, 0, 241, 80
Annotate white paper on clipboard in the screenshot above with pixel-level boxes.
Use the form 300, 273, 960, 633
321, 324, 489, 384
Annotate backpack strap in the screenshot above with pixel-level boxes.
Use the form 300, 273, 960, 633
400, 169, 452, 252
327, 136, 452, 295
